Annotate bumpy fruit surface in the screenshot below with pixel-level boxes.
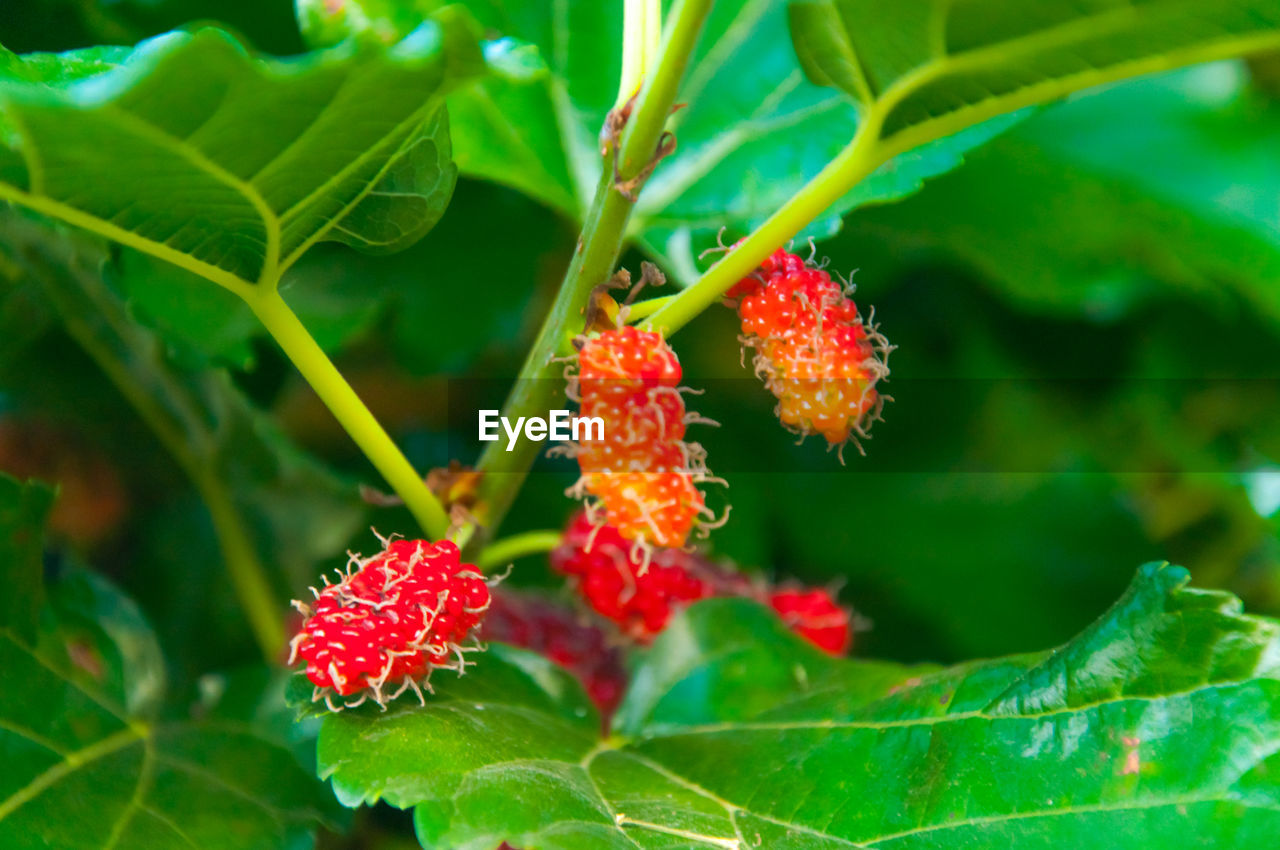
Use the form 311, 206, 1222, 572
768, 587, 853, 655
734, 247, 888, 448
481, 589, 628, 722
289, 538, 490, 710
551, 512, 747, 642
551, 515, 857, 654
568, 327, 714, 549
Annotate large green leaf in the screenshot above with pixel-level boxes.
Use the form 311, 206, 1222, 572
0, 470, 339, 849
0, 17, 479, 293
110, 175, 570, 370
841, 63, 1280, 323
296, 0, 1022, 282
312, 563, 1280, 848
790, 0, 1280, 152
0, 638, 338, 849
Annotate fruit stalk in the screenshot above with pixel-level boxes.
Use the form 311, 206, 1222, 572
642, 108, 886, 337
245, 289, 451, 539
476, 529, 563, 570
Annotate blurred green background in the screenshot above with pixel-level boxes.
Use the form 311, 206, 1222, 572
2, 0, 1279, 703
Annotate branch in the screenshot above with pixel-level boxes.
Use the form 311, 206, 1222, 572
471, 0, 715, 540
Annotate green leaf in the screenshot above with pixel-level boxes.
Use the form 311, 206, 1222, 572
111, 175, 567, 371
0, 473, 54, 642
313, 564, 1280, 848
0, 18, 481, 294
0, 477, 339, 848
296, 0, 1021, 282
790, 0, 1280, 154
311, 644, 600, 803
0, 633, 339, 849
618, 596, 934, 732
842, 63, 1280, 324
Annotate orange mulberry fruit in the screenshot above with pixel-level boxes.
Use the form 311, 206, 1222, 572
734, 247, 889, 452
565, 326, 722, 553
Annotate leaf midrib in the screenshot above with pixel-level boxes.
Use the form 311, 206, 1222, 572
630, 675, 1278, 739
0, 726, 146, 821
589, 746, 872, 849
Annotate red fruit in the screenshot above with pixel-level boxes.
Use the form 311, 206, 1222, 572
551, 513, 746, 642
738, 266, 852, 340
578, 325, 681, 389
733, 248, 889, 449
725, 246, 808, 298
289, 538, 490, 711
567, 326, 719, 550
480, 590, 628, 723
768, 587, 852, 655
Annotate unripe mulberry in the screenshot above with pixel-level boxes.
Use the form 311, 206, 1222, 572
565, 326, 721, 551
289, 538, 490, 711
734, 247, 889, 452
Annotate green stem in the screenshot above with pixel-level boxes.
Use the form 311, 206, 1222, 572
192, 470, 287, 658
244, 289, 451, 540
624, 294, 675, 321
472, 0, 713, 539
616, 0, 709, 179
469, 167, 627, 533
618, 0, 662, 106
477, 529, 562, 571
643, 108, 886, 336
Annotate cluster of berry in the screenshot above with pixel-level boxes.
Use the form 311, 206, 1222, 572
291, 248, 874, 714
568, 326, 716, 551
729, 247, 889, 450
552, 511, 852, 655
290, 539, 490, 711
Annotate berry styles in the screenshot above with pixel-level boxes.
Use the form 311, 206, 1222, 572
565, 325, 722, 553
730, 246, 890, 453
289, 538, 491, 711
